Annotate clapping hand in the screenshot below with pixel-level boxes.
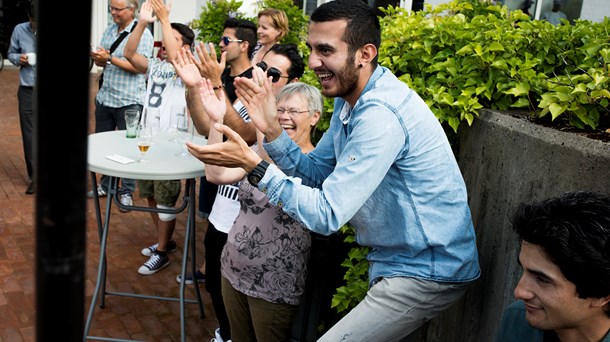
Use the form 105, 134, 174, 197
186, 124, 261, 170
139, 0, 155, 24
194, 42, 225, 85
198, 78, 227, 124
234, 65, 283, 141
172, 47, 202, 88
150, 0, 171, 22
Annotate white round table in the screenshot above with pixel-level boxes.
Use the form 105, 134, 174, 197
85, 130, 207, 342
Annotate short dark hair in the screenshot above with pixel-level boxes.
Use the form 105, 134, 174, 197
266, 43, 304, 80
171, 23, 195, 47
25, 0, 34, 18
224, 18, 258, 57
512, 191, 610, 313
310, 0, 380, 66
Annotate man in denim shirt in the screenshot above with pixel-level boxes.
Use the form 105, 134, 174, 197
187, 0, 480, 340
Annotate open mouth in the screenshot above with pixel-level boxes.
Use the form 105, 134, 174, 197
317, 71, 334, 85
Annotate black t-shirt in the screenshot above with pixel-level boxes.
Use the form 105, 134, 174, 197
222, 67, 254, 104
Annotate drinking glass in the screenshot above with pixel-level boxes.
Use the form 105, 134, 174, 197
175, 112, 194, 158
125, 109, 141, 138
169, 105, 187, 142
136, 125, 153, 163
144, 107, 161, 142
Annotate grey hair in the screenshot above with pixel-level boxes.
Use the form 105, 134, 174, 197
126, 0, 139, 16
276, 82, 323, 115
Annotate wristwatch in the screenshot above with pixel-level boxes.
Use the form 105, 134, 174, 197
247, 160, 270, 187
106, 55, 112, 65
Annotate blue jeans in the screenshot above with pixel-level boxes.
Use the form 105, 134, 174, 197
317, 277, 473, 342
94, 101, 141, 196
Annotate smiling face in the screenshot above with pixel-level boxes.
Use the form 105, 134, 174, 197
306, 20, 360, 103
110, 0, 134, 26
257, 15, 282, 46
276, 94, 319, 149
514, 242, 603, 333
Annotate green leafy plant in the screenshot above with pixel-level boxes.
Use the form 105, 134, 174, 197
191, 0, 247, 44
378, 0, 610, 133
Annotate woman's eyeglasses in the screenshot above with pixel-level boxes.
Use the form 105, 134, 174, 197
221, 36, 243, 45
276, 108, 310, 117
256, 61, 290, 83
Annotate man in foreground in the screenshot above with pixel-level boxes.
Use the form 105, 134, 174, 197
496, 191, 610, 342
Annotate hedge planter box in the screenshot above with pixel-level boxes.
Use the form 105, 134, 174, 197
421, 108, 610, 342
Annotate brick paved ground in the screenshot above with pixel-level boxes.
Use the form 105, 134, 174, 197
0, 67, 219, 341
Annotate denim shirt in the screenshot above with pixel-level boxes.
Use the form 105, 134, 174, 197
96, 20, 153, 108
8, 21, 36, 87
261, 66, 480, 285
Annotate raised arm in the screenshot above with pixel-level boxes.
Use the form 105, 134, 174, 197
151, 0, 180, 62
191, 78, 249, 184
172, 47, 211, 136
124, 0, 155, 73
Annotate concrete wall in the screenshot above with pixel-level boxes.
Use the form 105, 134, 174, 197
422, 109, 610, 341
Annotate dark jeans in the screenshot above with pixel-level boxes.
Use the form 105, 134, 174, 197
204, 223, 231, 341
94, 101, 141, 195
18, 86, 35, 181
198, 177, 218, 218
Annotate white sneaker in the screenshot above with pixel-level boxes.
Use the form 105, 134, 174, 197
210, 328, 230, 342
119, 193, 133, 212
87, 184, 107, 198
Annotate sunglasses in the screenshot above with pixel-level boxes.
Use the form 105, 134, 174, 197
257, 61, 290, 83
221, 36, 243, 45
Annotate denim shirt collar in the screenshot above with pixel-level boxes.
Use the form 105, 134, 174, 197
338, 65, 385, 125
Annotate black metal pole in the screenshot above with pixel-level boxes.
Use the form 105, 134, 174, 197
34, 0, 91, 340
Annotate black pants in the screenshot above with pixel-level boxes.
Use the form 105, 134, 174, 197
204, 222, 231, 341
18, 85, 34, 181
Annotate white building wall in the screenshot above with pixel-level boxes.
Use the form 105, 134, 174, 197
580, 0, 609, 22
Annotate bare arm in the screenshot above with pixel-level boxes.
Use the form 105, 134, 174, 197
151, 0, 180, 62
123, 1, 154, 74
193, 79, 248, 184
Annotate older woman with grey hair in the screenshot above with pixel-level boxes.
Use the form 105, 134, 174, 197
197, 79, 322, 342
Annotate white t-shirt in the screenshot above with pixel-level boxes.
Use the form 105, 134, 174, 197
208, 183, 241, 233
142, 59, 186, 131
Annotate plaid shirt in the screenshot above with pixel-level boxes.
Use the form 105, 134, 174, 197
96, 20, 153, 108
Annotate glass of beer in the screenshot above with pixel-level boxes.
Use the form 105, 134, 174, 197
136, 125, 153, 163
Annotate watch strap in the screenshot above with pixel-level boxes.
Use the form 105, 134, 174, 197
248, 160, 270, 186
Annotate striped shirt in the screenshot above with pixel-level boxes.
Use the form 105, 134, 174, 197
96, 20, 153, 108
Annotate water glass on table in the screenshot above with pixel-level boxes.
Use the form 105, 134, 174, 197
125, 109, 141, 139
175, 114, 194, 158
144, 107, 161, 142
169, 105, 186, 142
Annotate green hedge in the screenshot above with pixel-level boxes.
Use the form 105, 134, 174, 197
379, 0, 610, 133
